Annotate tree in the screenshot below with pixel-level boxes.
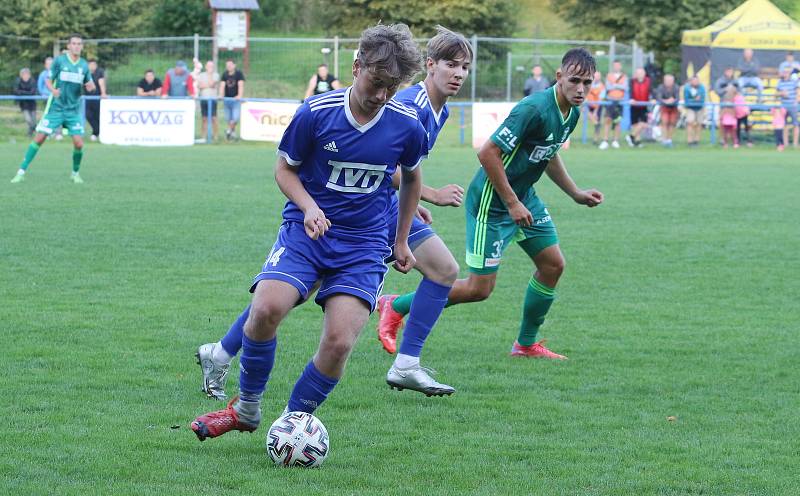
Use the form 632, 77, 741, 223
552, 0, 800, 69
0, 0, 149, 91
150, 0, 211, 36
318, 0, 517, 38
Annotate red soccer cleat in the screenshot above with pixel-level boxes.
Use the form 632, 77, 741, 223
510, 340, 568, 360
190, 396, 258, 441
377, 294, 404, 354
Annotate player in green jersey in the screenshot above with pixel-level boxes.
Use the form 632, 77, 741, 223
11, 34, 95, 184
380, 48, 603, 359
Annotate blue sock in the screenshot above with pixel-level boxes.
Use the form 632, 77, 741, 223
220, 304, 249, 356
287, 361, 339, 414
398, 278, 452, 358
238, 334, 276, 403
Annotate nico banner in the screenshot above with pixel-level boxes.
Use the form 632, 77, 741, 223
240, 101, 301, 142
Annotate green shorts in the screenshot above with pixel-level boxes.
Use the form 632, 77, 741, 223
36, 109, 84, 136
465, 193, 558, 274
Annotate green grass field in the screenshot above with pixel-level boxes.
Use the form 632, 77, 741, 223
2, 132, 799, 495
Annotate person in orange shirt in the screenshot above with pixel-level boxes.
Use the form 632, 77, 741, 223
584, 70, 605, 144
599, 60, 627, 149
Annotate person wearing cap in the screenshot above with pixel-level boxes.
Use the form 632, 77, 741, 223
162, 60, 195, 98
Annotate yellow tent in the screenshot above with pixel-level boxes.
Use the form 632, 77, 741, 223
681, 0, 800, 90
682, 0, 800, 49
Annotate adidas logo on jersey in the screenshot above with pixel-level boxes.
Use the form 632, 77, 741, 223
545, 133, 554, 141
323, 141, 338, 152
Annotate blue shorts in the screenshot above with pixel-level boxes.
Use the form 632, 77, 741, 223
251, 222, 391, 312
385, 201, 437, 263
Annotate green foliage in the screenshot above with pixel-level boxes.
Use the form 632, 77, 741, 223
150, 0, 211, 36
0, 0, 149, 90
318, 0, 517, 38
252, 0, 322, 32
551, 0, 745, 68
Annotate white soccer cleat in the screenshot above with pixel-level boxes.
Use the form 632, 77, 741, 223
598, 140, 609, 150
611, 140, 620, 149
196, 343, 230, 400
386, 364, 455, 397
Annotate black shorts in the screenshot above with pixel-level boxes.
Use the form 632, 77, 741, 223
200, 100, 218, 117
605, 102, 623, 122
631, 106, 648, 124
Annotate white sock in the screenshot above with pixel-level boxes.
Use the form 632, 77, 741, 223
212, 341, 234, 364
394, 353, 420, 369
17, 169, 25, 175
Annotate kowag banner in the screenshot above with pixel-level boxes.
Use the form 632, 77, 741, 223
471, 102, 516, 149
100, 99, 195, 146
240, 101, 301, 142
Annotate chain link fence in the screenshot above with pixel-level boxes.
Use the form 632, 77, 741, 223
0, 33, 644, 138
31, 35, 636, 101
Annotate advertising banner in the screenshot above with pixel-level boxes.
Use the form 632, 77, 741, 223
471, 102, 516, 149
100, 98, 195, 146
240, 101, 301, 142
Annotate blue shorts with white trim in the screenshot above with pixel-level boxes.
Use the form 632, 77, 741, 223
251, 221, 390, 312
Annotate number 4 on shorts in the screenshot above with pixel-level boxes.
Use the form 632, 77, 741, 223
268, 247, 286, 267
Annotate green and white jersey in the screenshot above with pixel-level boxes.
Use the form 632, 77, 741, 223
468, 86, 579, 217
47, 53, 92, 113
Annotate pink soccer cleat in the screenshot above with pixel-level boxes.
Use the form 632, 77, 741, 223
510, 340, 567, 360
376, 294, 404, 354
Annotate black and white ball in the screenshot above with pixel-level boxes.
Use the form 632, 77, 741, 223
266, 411, 329, 467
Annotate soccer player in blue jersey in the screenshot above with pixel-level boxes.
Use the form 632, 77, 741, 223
190, 24, 428, 441
195, 26, 473, 399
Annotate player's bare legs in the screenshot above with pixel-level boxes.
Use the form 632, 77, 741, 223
191, 280, 297, 440
312, 295, 371, 378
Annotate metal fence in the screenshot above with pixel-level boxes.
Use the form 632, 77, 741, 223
0, 34, 643, 101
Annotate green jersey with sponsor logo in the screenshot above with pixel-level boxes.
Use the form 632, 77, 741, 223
468, 85, 579, 217
47, 53, 92, 113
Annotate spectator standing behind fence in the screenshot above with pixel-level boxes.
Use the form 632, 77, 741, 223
137, 69, 162, 96
714, 67, 738, 99
220, 59, 245, 141
161, 60, 195, 98
778, 52, 800, 77
776, 67, 799, 148
599, 60, 627, 150
733, 85, 752, 147
654, 73, 679, 148
585, 71, 605, 144
196, 60, 221, 141
719, 85, 738, 148
523, 65, 549, 96
14, 68, 38, 138
771, 106, 787, 151
683, 75, 706, 147
85, 59, 107, 142
737, 48, 763, 101
627, 67, 651, 147
304, 63, 340, 99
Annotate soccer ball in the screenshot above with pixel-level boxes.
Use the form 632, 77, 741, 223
266, 411, 329, 468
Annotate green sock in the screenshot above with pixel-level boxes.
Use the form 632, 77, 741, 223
72, 148, 83, 173
391, 292, 415, 315
392, 290, 456, 316
20, 142, 40, 170
517, 277, 555, 346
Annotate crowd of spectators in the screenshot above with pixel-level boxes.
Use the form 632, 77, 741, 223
560, 49, 800, 150
10, 48, 800, 147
